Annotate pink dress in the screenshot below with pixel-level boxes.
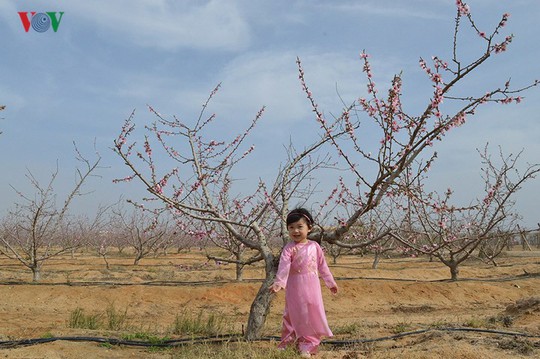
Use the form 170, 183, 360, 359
273, 240, 337, 354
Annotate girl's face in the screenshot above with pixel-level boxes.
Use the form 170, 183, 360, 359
287, 218, 311, 243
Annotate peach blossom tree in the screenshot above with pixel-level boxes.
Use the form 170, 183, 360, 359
114, 94, 338, 338
113, 1, 537, 338
111, 202, 174, 265
388, 146, 539, 280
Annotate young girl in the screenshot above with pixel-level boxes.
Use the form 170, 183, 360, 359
269, 208, 338, 358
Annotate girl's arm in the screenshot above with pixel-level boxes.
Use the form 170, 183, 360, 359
270, 244, 293, 293
316, 243, 338, 293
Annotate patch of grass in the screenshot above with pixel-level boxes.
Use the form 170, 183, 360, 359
498, 337, 536, 355
169, 341, 296, 359
392, 320, 412, 334
122, 332, 171, 352
105, 302, 129, 331
68, 307, 102, 330
487, 314, 514, 328
98, 342, 113, 349
67, 302, 130, 331
170, 309, 228, 336
462, 316, 485, 328
40, 332, 54, 339
428, 319, 453, 329
333, 322, 364, 335
122, 332, 171, 345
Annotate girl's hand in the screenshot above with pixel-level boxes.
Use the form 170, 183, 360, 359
330, 285, 338, 294
269, 284, 282, 293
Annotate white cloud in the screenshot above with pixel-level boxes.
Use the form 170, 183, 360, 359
64, 0, 251, 51
182, 50, 405, 126
310, 0, 446, 20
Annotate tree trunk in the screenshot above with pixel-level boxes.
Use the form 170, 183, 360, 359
101, 254, 110, 270
449, 263, 459, 281
245, 250, 277, 340
31, 265, 41, 282
372, 252, 380, 269
236, 263, 244, 282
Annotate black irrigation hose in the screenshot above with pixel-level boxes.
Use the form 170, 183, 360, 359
1, 328, 539, 350
323, 327, 540, 347
0, 280, 232, 287
0, 270, 538, 287
0, 334, 245, 349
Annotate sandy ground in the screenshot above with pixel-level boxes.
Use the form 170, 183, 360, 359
0, 249, 539, 358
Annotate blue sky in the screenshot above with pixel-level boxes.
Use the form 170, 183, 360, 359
1, 0, 539, 227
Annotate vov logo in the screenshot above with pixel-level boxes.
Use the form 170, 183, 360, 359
18, 12, 64, 33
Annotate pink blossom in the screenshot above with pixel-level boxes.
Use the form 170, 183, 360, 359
380, 133, 392, 144
419, 58, 428, 71
499, 13, 510, 27
144, 140, 152, 157
456, 0, 470, 15
112, 174, 136, 183
451, 112, 466, 127
431, 73, 442, 84
367, 82, 377, 94
191, 181, 201, 191
431, 86, 444, 108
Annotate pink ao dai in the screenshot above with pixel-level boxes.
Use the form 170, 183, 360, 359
273, 240, 337, 345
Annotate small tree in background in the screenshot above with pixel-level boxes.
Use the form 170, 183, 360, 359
477, 229, 514, 266
389, 146, 540, 280
0, 146, 104, 281
205, 225, 263, 282
112, 202, 173, 265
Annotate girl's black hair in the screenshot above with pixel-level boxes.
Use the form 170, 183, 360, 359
286, 208, 314, 227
